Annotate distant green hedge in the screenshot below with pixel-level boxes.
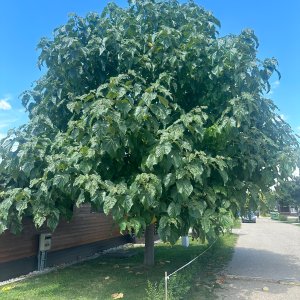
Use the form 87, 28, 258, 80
278, 214, 288, 221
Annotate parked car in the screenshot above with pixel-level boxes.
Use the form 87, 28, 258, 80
241, 211, 257, 223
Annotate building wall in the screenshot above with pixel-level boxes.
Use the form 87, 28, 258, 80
0, 205, 130, 281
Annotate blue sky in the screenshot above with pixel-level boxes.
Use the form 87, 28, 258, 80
0, 0, 299, 139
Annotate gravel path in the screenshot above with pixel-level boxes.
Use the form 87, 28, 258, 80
217, 217, 300, 299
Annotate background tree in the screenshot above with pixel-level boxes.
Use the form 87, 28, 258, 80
269, 177, 300, 212
0, 0, 299, 265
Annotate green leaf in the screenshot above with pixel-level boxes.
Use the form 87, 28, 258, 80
164, 173, 175, 188
176, 179, 193, 198
145, 153, 158, 169
155, 143, 172, 158
76, 190, 86, 207
34, 215, 46, 228
171, 151, 182, 168
187, 163, 204, 183
102, 137, 120, 155
116, 99, 132, 114
0, 198, 13, 220
0, 221, 7, 234
129, 217, 144, 234
21, 161, 35, 176
141, 92, 157, 106
53, 174, 70, 189
157, 95, 169, 108
201, 215, 211, 233
123, 195, 133, 212
79, 161, 93, 174
15, 200, 28, 215
47, 213, 60, 231
167, 202, 181, 217
188, 201, 206, 219
103, 196, 117, 215
85, 179, 99, 197
119, 220, 127, 232
74, 175, 86, 187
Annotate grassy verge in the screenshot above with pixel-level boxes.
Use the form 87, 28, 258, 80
278, 216, 299, 224
0, 234, 237, 300
188, 234, 237, 300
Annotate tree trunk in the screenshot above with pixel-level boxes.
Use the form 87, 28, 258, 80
144, 223, 155, 266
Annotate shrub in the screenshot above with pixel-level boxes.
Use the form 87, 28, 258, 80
145, 268, 194, 300
278, 214, 288, 221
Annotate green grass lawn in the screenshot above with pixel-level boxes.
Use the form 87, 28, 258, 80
0, 234, 237, 300
188, 233, 237, 300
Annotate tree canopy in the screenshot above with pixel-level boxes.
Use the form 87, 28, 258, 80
0, 0, 299, 252
268, 176, 300, 210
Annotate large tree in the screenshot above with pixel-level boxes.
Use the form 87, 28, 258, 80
0, 0, 299, 265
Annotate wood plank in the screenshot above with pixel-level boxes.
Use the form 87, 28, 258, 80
0, 208, 122, 263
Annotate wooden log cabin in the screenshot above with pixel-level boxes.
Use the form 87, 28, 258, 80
0, 204, 131, 281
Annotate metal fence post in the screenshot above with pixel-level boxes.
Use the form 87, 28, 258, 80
165, 271, 168, 300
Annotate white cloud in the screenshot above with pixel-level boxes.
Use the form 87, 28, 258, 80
269, 80, 280, 95
0, 132, 6, 140
280, 114, 287, 121
0, 97, 12, 110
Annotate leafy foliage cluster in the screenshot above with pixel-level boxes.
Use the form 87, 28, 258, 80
268, 176, 300, 210
0, 0, 298, 244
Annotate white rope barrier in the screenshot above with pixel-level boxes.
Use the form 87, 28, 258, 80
167, 238, 218, 279
164, 238, 218, 300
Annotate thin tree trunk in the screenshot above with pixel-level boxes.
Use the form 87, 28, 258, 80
144, 223, 155, 266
